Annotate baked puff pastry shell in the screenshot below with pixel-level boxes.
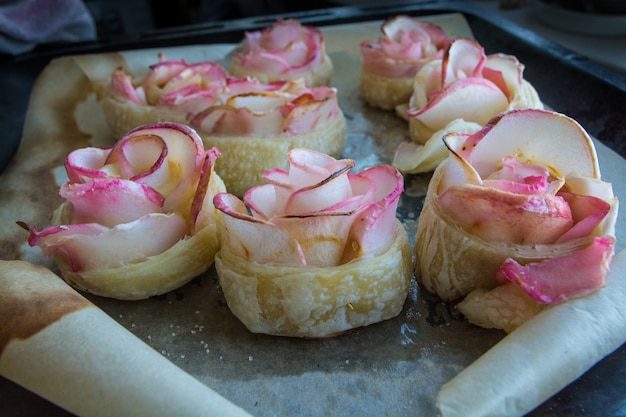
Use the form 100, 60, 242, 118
101, 55, 229, 140
229, 18, 333, 87
50, 201, 222, 300
213, 148, 411, 338
414, 109, 617, 310
216, 222, 412, 338
188, 78, 347, 197
359, 73, 415, 112
102, 96, 188, 140
359, 15, 451, 110
21, 123, 226, 300
415, 164, 594, 302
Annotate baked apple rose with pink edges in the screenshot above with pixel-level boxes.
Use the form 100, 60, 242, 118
212, 148, 413, 338
360, 15, 452, 110
229, 18, 333, 87
393, 37, 543, 174
414, 109, 618, 333
19, 123, 226, 300
188, 77, 346, 197
102, 53, 229, 138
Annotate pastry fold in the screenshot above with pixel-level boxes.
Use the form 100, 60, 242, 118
186, 77, 347, 197
100, 55, 229, 140
394, 38, 543, 174
212, 148, 411, 337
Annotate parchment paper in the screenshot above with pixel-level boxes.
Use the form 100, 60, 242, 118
0, 13, 624, 417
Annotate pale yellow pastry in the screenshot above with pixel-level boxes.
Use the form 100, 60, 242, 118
212, 148, 411, 337
216, 221, 412, 337
101, 96, 189, 140
360, 72, 415, 111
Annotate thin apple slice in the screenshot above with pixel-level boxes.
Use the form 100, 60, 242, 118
409, 77, 509, 134
452, 108, 600, 180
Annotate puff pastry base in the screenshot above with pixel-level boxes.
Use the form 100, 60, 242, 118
49, 176, 225, 301
101, 97, 188, 141
215, 221, 413, 338
414, 163, 592, 302
359, 71, 413, 111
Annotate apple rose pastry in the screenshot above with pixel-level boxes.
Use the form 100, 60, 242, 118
19, 123, 226, 300
393, 37, 543, 174
359, 15, 451, 110
102, 53, 229, 138
188, 77, 346, 197
229, 18, 333, 87
415, 109, 618, 333
212, 148, 412, 338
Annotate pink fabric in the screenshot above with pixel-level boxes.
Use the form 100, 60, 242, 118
0, 0, 96, 54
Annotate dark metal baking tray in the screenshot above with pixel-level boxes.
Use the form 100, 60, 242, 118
1, 1, 625, 415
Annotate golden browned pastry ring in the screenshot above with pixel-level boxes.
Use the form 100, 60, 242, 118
215, 221, 412, 338
101, 96, 189, 140
414, 163, 594, 302
359, 71, 414, 110
48, 175, 226, 301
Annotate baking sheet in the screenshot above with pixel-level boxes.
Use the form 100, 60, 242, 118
1, 12, 625, 417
